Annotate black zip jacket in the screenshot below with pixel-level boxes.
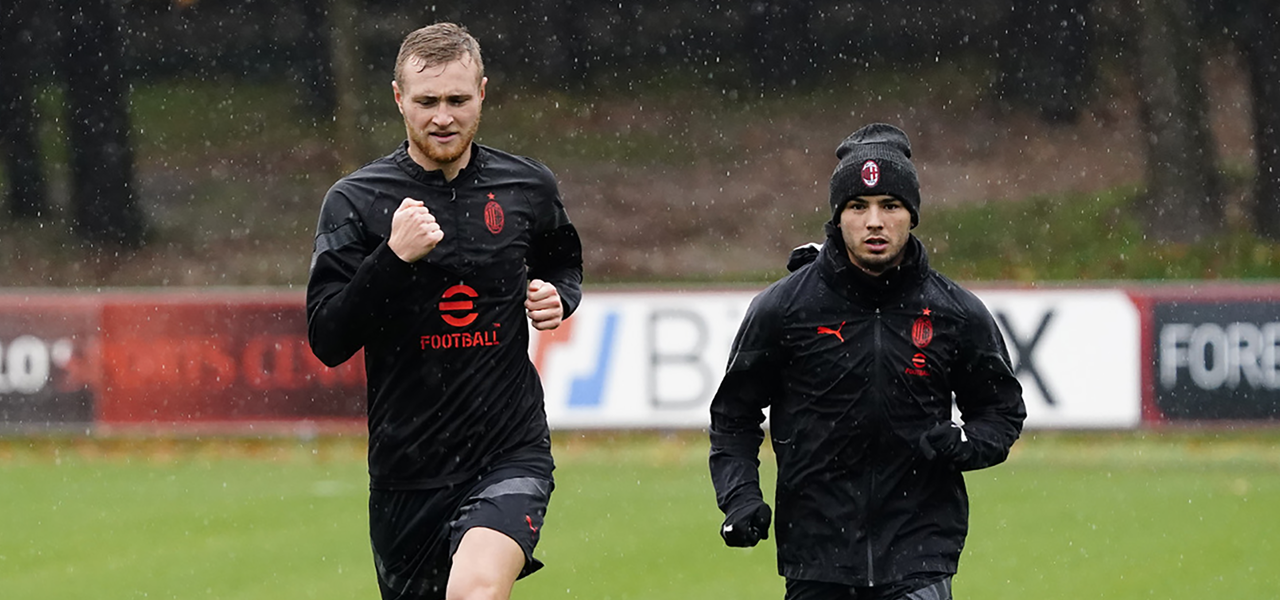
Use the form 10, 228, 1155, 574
709, 229, 1024, 586
307, 142, 583, 490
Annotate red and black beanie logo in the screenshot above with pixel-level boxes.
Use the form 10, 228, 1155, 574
484, 195, 504, 235
861, 160, 880, 187
912, 308, 934, 349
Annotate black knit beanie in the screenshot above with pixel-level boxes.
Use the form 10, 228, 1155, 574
828, 123, 921, 227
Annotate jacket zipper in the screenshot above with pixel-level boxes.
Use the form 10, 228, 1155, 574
867, 307, 882, 582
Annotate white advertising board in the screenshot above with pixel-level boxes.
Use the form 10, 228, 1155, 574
531, 291, 753, 428
532, 288, 1141, 430
975, 290, 1141, 428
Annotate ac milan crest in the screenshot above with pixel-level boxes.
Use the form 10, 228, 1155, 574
911, 313, 933, 349
484, 200, 505, 234
861, 160, 880, 187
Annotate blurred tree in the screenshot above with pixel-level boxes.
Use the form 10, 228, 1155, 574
328, 0, 367, 174
1235, 0, 1280, 239
295, 0, 338, 118
528, 0, 591, 89
996, 0, 1094, 123
0, 0, 49, 220
746, 0, 818, 91
59, 0, 147, 248
1132, 0, 1222, 242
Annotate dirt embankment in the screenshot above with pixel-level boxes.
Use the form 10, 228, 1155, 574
3, 55, 1254, 287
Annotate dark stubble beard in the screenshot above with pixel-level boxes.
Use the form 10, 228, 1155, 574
845, 234, 906, 276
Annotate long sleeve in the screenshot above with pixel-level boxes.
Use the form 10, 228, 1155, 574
950, 294, 1027, 471
524, 166, 583, 319
709, 291, 782, 514
528, 223, 583, 318
305, 187, 448, 367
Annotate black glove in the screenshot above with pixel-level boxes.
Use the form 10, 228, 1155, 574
920, 421, 972, 462
720, 500, 771, 547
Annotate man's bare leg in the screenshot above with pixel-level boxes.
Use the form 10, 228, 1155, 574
446, 527, 526, 600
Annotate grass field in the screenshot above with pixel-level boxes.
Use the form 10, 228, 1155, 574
2, 430, 1279, 599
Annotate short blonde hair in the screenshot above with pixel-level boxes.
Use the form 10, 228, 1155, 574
394, 23, 484, 87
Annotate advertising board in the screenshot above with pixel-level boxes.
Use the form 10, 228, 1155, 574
1147, 296, 1280, 421
534, 288, 1143, 429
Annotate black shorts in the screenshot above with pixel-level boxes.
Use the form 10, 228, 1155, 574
369, 457, 554, 600
785, 574, 952, 600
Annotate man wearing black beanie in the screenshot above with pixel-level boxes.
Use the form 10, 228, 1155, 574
710, 123, 1026, 600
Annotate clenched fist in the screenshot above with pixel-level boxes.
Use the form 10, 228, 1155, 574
525, 279, 564, 330
389, 198, 444, 263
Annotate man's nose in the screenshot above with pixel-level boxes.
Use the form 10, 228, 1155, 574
430, 106, 453, 125
865, 207, 884, 227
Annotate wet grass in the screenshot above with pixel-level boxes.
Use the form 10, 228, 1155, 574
2, 430, 1278, 599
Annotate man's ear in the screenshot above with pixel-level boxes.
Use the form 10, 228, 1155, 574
392, 80, 404, 114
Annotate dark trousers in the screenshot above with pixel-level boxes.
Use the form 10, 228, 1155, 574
785, 574, 952, 600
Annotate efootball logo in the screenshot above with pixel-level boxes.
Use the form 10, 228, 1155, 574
861, 160, 880, 187
439, 284, 479, 327
424, 284, 501, 350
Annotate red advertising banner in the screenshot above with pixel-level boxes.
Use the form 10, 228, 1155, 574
0, 291, 366, 429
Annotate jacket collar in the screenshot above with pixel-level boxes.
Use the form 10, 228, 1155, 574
393, 140, 484, 186
816, 223, 929, 306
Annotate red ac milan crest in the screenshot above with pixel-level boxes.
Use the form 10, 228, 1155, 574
861, 160, 880, 187
911, 314, 933, 348
484, 201, 505, 234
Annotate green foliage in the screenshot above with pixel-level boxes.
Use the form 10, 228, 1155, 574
6, 77, 1278, 286
2, 431, 1279, 599
918, 190, 1280, 282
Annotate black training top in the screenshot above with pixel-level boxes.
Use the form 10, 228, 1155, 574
710, 228, 1025, 585
306, 141, 583, 490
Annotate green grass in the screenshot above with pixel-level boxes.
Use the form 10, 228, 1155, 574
915, 190, 1280, 282
2, 431, 1279, 599
960, 430, 1280, 598
0, 437, 375, 599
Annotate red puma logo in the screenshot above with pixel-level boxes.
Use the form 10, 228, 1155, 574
817, 322, 846, 342
526, 515, 539, 533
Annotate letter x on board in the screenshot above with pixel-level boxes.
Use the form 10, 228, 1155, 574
996, 310, 1058, 406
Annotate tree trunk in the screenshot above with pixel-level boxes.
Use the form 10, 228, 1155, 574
0, 0, 48, 219
746, 0, 818, 92
1241, 1, 1280, 240
1133, 0, 1221, 242
59, 0, 147, 248
296, 0, 337, 120
327, 0, 366, 173
527, 0, 590, 89
996, 0, 1094, 123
